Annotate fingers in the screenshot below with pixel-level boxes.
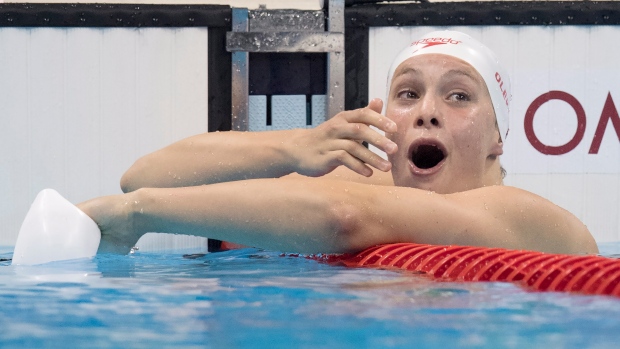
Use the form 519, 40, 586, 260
326, 99, 397, 155
368, 98, 383, 114
338, 139, 392, 172
333, 123, 396, 155
301, 98, 396, 176
322, 140, 391, 176
334, 150, 374, 177
342, 99, 396, 134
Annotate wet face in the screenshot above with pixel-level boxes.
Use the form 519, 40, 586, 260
385, 54, 503, 194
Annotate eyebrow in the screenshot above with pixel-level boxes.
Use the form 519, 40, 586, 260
392, 67, 420, 80
392, 66, 481, 84
440, 68, 482, 84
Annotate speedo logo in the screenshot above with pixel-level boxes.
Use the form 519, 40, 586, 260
410, 38, 462, 48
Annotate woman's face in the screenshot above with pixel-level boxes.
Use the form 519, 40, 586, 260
385, 54, 503, 194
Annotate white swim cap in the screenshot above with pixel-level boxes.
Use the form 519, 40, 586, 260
385, 30, 511, 141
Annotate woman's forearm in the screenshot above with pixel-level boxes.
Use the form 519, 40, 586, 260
127, 179, 353, 253
121, 130, 299, 192
120, 102, 398, 193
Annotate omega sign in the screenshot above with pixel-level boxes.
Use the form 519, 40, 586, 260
524, 91, 620, 155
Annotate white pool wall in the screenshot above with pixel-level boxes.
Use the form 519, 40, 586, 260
0, 27, 210, 249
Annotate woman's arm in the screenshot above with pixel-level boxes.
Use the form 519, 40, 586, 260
121, 99, 398, 192
78, 179, 597, 256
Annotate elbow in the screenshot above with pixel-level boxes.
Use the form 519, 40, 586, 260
120, 172, 136, 193
120, 158, 147, 193
328, 200, 372, 253
120, 169, 137, 193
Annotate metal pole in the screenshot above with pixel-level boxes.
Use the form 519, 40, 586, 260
231, 8, 249, 131
326, 0, 345, 119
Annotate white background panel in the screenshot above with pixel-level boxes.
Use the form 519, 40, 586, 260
370, 26, 620, 242
100, 28, 138, 196
0, 27, 209, 246
0, 28, 31, 242
65, 29, 103, 202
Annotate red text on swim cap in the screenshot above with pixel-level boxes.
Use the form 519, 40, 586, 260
495, 72, 509, 106
411, 38, 462, 49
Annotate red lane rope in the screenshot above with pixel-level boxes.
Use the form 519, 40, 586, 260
320, 243, 620, 297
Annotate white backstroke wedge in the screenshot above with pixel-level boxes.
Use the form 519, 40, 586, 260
12, 189, 101, 265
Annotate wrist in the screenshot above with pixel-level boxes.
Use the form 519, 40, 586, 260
126, 189, 148, 236
277, 128, 305, 175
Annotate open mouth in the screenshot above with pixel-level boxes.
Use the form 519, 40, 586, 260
411, 144, 446, 169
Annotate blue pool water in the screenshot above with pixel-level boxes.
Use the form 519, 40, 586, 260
0, 244, 620, 348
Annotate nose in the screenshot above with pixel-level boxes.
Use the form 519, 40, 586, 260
414, 95, 441, 129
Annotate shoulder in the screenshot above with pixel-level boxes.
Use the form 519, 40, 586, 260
448, 185, 598, 255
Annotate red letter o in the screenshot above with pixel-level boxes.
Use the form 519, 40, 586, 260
524, 91, 587, 155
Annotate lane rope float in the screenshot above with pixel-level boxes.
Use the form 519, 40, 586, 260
315, 243, 620, 297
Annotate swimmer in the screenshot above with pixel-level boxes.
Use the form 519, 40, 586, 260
78, 30, 598, 255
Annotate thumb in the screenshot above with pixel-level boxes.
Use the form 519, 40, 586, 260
367, 98, 384, 114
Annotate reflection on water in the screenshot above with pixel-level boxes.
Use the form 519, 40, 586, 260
0, 243, 618, 348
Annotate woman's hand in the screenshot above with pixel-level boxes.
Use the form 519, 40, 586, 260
77, 193, 142, 255
287, 98, 398, 178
